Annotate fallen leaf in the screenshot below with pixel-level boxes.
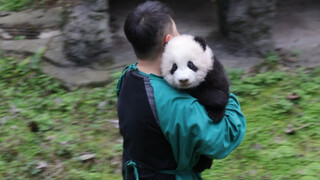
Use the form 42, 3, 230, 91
11, 125, 18, 129
287, 93, 300, 100
78, 153, 95, 162
285, 123, 312, 135
97, 101, 107, 109
285, 124, 296, 135
36, 161, 48, 170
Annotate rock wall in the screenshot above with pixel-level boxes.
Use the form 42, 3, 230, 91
63, 0, 112, 65
218, 0, 276, 55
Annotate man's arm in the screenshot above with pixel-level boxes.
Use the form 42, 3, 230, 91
197, 93, 246, 159
158, 93, 246, 170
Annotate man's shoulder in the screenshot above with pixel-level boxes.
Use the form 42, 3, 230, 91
149, 76, 202, 122
150, 76, 196, 105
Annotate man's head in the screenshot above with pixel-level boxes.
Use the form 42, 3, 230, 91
124, 1, 179, 61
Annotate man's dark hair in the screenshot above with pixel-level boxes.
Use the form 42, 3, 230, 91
124, 1, 173, 60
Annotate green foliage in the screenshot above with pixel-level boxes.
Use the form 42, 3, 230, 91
31, 47, 46, 70
0, 0, 34, 11
13, 35, 26, 40
1, 56, 319, 179
230, 70, 287, 96
265, 52, 282, 64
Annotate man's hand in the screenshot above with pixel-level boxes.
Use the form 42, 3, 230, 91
193, 155, 213, 172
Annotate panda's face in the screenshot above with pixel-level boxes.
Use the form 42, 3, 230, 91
161, 35, 214, 89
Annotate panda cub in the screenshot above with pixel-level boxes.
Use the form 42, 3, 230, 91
161, 34, 230, 123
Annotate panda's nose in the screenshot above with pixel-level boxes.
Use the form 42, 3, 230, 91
179, 79, 189, 83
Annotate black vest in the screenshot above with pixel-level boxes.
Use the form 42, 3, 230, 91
117, 69, 177, 180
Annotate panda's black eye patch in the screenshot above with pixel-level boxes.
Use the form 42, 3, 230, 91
187, 61, 198, 72
170, 63, 178, 74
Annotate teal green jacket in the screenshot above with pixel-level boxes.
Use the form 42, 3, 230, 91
117, 64, 246, 180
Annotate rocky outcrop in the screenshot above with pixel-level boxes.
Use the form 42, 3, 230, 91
0, 3, 112, 90
63, 0, 113, 65
42, 61, 111, 91
0, 7, 63, 28
217, 0, 276, 55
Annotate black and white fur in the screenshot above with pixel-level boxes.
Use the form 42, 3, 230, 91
161, 35, 230, 123
161, 35, 230, 172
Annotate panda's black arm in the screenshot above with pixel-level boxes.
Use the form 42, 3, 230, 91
188, 87, 229, 123
194, 88, 229, 108
206, 56, 230, 91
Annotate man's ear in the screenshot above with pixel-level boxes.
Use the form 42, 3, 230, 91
163, 34, 171, 46
194, 36, 207, 51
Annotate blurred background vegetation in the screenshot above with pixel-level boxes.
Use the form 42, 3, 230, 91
1, 0, 320, 180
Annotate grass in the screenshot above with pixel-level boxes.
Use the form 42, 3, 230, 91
0, 0, 63, 11
202, 67, 320, 180
0, 56, 122, 180
0, 55, 320, 179
0, 0, 34, 11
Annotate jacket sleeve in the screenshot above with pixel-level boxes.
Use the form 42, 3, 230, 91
158, 93, 246, 170
197, 93, 246, 159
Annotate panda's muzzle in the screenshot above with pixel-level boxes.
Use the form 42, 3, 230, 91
179, 79, 189, 83
179, 79, 191, 88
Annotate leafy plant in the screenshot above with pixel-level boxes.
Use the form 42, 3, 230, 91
265, 51, 282, 64
31, 47, 46, 70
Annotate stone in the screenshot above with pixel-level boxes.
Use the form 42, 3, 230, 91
63, 1, 112, 65
217, 0, 276, 55
0, 7, 63, 28
38, 30, 61, 39
0, 37, 75, 66
78, 153, 95, 162
41, 61, 112, 90
97, 101, 107, 109
36, 161, 48, 170
285, 124, 296, 135
0, 39, 48, 53
286, 92, 300, 100
45, 36, 76, 66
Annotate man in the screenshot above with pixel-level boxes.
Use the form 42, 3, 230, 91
117, 1, 246, 180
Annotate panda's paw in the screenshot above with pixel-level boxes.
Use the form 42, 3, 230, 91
208, 109, 226, 123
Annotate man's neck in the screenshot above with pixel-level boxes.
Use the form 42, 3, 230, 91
136, 58, 162, 76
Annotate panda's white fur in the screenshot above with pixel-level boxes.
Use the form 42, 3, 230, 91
161, 35, 214, 89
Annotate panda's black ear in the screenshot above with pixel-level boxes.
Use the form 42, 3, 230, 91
194, 36, 207, 51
